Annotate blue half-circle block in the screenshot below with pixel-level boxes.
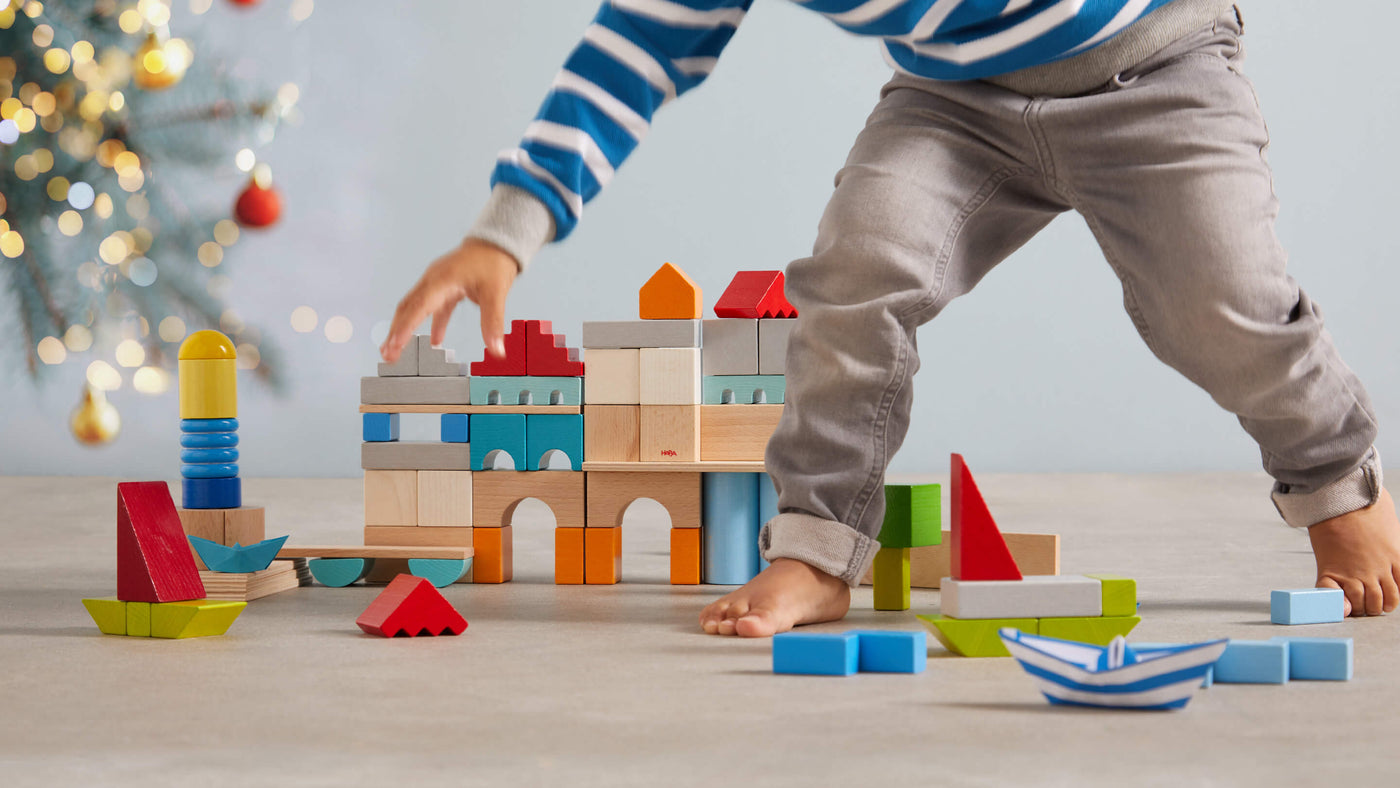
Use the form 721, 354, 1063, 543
408, 558, 472, 587
183, 476, 241, 509
181, 418, 239, 433
181, 447, 239, 464
181, 432, 239, 449
181, 463, 240, 479
309, 558, 374, 587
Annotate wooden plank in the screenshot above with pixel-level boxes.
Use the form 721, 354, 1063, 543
699, 404, 782, 462
584, 405, 640, 463
359, 404, 581, 414
364, 470, 417, 526
197, 560, 299, 601
277, 545, 472, 559
582, 461, 765, 472
363, 526, 474, 548
859, 531, 1060, 588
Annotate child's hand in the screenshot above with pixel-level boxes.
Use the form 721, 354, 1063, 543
1308, 489, 1400, 616
381, 239, 518, 363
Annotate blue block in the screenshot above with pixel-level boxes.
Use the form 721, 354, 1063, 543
440, 414, 469, 443
702, 375, 786, 405
703, 472, 761, 585
470, 376, 582, 406
1213, 640, 1289, 684
1271, 637, 1353, 681
852, 630, 927, 674
757, 472, 778, 573
772, 632, 859, 676
363, 413, 400, 442
469, 414, 526, 471
182, 476, 241, 510
525, 414, 584, 470
1270, 588, 1345, 625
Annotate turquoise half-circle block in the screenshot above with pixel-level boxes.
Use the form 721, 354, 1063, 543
308, 558, 374, 587
408, 558, 472, 587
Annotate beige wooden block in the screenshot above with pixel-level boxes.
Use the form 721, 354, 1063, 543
699, 404, 783, 462
224, 506, 266, 547
582, 461, 766, 472
364, 470, 418, 526
176, 508, 224, 570
585, 471, 701, 528
859, 531, 1060, 588
364, 525, 474, 547
471, 471, 586, 529
584, 405, 640, 462
417, 471, 472, 527
582, 348, 640, 405
278, 545, 471, 559
639, 348, 701, 405
640, 405, 700, 462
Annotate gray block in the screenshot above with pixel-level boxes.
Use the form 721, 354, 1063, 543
362, 441, 473, 470
701, 319, 758, 375
376, 334, 420, 376
758, 319, 796, 375
360, 376, 471, 405
940, 576, 1103, 620
416, 335, 466, 377
582, 319, 701, 349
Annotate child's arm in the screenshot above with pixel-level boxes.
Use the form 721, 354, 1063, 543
383, 0, 754, 361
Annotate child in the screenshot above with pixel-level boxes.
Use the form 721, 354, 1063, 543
381, 1, 1399, 635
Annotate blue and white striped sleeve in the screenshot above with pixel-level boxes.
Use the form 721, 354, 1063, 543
469, 0, 754, 270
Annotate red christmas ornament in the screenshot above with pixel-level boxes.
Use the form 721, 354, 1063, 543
227, 0, 263, 7
234, 178, 282, 228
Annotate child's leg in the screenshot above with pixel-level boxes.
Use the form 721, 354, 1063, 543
1037, 12, 1396, 615
701, 77, 1070, 636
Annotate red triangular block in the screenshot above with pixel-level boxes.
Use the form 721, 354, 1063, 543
949, 454, 1022, 581
470, 319, 528, 376
714, 271, 797, 319
117, 482, 206, 603
356, 574, 468, 637
524, 319, 584, 376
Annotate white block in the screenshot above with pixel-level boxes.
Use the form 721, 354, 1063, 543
702, 319, 758, 375
940, 575, 1102, 620
758, 319, 796, 374
583, 348, 640, 405
640, 347, 701, 405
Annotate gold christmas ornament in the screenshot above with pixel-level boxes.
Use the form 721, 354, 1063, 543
131, 32, 192, 91
70, 384, 122, 446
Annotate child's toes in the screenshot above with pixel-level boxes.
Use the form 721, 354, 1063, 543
1317, 577, 1354, 617
1363, 580, 1385, 616
1384, 573, 1400, 614
734, 608, 784, 638
700, 601, 731, 633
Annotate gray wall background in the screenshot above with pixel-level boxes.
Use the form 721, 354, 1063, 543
2, 1, 1395, 481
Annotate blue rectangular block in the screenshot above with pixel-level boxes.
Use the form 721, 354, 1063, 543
772, 632, 859, 676
1270, 588, 1345, 625
1271, 637, 1353, 681
852, 630, 927, 674
525, 414, 583, 470
440, 414, 469, 443
182, 476, 241, 510
1214, 640, 1289, 684
469, 414, 526, 471
362, 413, 399, 442
702, 472, 761, 585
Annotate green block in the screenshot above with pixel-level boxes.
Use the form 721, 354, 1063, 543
917, 615, 1036, 658
1037, 615, 1141, 645
878, 484, 941, 548
82, 598, 127, 636
150, 600, 247, 639
1085, 574, 1137, 617
872, 547, 910, 611
126, 601, 152, 638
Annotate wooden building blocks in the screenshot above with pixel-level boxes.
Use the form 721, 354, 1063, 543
940, 576, 1103, 620
918, 615, 1038, 658
472, 525, 514, 583
176, 507, 225, 570
118, 482, 207, 603
872, 547, 911, 611
1271, 588, 1345, 625
1086, 574, 1137, 618
440, 414, 469, 443
757, 318, 796, 375
701, 319, 759, 375
582, 349, 641, 404
360, 376, 472, 406
81, 598, 128, 635
703, 472, 762, 585
364, 526, 474, 547
276, 545, 473, 588
639, 348, 701, 405
640, 405, 700, 461
585, 472, 702, 529
362, 413, 400, 442
179, 331, 242, 510
188, 535, 288, 573
1271, 637, 1353, 681
356, 574, 468, 637
670, 527, 702, 585
714, 270, 796, 319
585, 526, 622, 584
639, 262, 702, 319
859, 531, 1060, 588
377, 334, 419, 376
524, 319, 585, 376
584, 405, 640, 462
878, 483, 941, 550
469, 414, 527, 470
772, 632, 859, 676
1036, 616, 1141, 643
699, 405, 782, 462
470, 375, 582, 406
1213, 640, 1290, 684
470, 319, 528, 376
556, 527, 585, 584
852, 630, 927, 674
83, 597, 246, 638
415, 335, 467, 377
364, 470, 417, 526
581, 319, 701, 349
472, 471, 585, 529
417, 470, 472, 527
362, 441, 473, 471
198, 561, 302, 601
525, 414, 584, 470
701, 375, 785, 405
950, 453, 1022, 581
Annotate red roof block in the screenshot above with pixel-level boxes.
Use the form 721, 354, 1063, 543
117, 482, 206, 603
524, 320, 584, 377
356, 574, 468, 637
470, 319, 528, 376
949, 454, 1022, 582
714, 270, 797, 319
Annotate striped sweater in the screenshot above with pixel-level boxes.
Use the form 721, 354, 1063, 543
471, 0, 1234, 268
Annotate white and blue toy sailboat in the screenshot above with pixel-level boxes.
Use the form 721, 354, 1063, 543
999, 629, 1227, 710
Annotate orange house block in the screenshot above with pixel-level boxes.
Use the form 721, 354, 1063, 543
472, 526, 513, 584
556, 527, 585, 585
585, 527, 622, 585
670, 528, 702, 585
639, 262, 702, 320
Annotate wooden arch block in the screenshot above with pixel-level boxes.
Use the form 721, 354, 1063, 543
584, 471, 701, 529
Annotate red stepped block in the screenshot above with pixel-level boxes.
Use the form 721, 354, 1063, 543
714, 270, 797, 319
356, 574, 468, 637
949, 454, 1022, 582
470, 319, 528, 376
117, 482, 206, 603
524, 319, 584, 376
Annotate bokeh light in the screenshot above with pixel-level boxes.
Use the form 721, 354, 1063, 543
324, 316, 353, 343
213, 219, 239, 246
37, 336, 66, 364
290, 305, 318, 333
236, 343, 260, 370
68, 181, 95, 209
57, 210, 83, 236
64, 324, 93, 352
133, 366, 171, 394
197, 241, 223, 267
114, 338, 145, 367
127, 257, 157, 286
219, 309, 244, 335
158, 315, 187, 343
86, 360, 122, 390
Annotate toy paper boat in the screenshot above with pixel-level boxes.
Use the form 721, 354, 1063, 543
188, 535, 289, 574
999, 628, 1227, 711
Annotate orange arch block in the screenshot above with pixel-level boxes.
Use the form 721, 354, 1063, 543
639, 262, 702, 319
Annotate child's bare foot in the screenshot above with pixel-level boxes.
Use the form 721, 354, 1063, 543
699, 558, 851, 638
1308, 488, 1400, 617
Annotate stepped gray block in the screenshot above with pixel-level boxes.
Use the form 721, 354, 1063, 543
361, 441, 473, 470
417, 335, 466, 377
360, 376, 471, 405
758, 319, 796, 375
701, 319, 758, 375
582, 319, 700, 349
377, 335, 420, 376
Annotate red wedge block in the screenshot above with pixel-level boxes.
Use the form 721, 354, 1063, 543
714, 270, 797, 319
524, 319, 584, 376
949, 454, 1022, 581
470, 319, 528, 376
356, 574, 468, 637
117, 482, 206, 603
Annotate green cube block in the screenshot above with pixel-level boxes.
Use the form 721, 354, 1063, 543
1037, 615, 1141, 644
878, 484, 941, 548
1085, 574, 1137, 617
872, 547, 910, 611
917, 615, 1036, 658
126, 601, 152, 638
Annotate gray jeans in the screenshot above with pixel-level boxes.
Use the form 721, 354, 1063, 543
760, 9, 1384, 586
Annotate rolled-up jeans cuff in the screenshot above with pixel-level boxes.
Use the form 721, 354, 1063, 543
1272, 448, 1384, 528
759, 512, 879, 588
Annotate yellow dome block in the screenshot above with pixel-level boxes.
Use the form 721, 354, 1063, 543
179, 329, 237, 361
179, 358, 238, 419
